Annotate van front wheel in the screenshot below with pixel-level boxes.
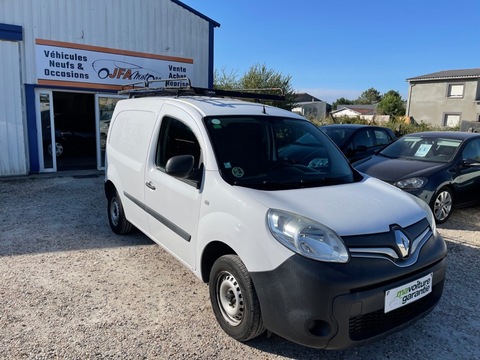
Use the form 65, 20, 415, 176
107, 189, 133, 234
209, 255, 265, 342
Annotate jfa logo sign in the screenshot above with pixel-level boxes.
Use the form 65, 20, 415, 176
35, 39, 193, 88
92, 60, 163, 82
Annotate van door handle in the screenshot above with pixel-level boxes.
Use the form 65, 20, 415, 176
145, 181, 156, 190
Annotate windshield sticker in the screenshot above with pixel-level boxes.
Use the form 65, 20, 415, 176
232, 167, 244, 178
211, 119, 222, 129
308, 158, 329, 168
224, 162, 232, 169
415, 144, 432, 157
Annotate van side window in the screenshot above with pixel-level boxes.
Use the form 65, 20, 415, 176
156, 117, 201, 181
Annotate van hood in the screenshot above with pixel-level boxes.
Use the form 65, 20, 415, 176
236, 176, 427, 236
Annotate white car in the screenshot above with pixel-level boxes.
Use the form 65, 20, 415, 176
104, 84, 447, 349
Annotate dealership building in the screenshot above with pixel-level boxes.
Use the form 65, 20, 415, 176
0, 0, 219, 176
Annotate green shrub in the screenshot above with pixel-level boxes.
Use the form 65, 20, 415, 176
314, 115, 459, 137
384, 117, 459, 137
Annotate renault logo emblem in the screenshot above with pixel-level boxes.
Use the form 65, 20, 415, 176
394, 229, 410, 258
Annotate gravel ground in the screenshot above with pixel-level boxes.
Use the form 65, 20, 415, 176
0, 173, 479, 360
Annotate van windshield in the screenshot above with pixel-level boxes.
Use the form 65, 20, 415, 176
204, 116, 356, 190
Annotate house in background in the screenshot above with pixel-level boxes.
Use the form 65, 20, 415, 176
332, 104, 375, 120
292, 93, 331, 120
331, 104, 390, 123
406, 68, 480, 130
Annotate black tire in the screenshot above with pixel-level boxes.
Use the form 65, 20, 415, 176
431, 187, 453, 223
209, 255, 265, 342
107, 189, 133, 234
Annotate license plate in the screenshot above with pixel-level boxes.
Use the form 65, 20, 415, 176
384, 273, 433, 313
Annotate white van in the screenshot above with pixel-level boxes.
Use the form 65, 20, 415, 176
104, 83, 447, 349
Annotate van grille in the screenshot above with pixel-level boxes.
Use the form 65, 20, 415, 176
349, 293, 433, 340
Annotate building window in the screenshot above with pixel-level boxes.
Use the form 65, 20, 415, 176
443, 113, 461, 127
447, 83, 464, 98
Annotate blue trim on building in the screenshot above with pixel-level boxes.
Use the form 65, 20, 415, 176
208, 23, 215, 88
172, 1, 220, 27
25, 85, 39, 173
0, 23, 23, 41
33, 83, 119, 94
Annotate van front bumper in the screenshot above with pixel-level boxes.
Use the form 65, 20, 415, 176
250, 234, 447, 350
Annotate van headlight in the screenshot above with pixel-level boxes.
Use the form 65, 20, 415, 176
267, 209, 349, 263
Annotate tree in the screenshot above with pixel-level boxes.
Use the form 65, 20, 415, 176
332, 98, 354, 110
214, 68, 239, 90
376, 90, 406, 116
355, 88, 381, 105
332, 88, 381, 110
214, 63, 296, 110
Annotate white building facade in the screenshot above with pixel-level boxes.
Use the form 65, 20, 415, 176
0, 0, 219, 176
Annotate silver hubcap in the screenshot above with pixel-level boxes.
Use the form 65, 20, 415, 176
110, 197, 120, 226
433, 190, 452, 222
216, 271, 244, 326
55, 143, 64, 156
48, 142, 63, 157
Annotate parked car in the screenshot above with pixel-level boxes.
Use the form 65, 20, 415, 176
354, 131, 480, 223
321, 124, 396, 162
105, 83, 446, 349
42, 112, 96, 157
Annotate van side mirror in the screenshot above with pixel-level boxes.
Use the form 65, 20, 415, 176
166, 155, 195, 178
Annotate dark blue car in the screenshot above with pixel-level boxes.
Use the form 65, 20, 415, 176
321, 124, 396, 162
353, 131, 480, 223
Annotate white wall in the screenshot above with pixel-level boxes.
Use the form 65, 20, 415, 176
0, 0, 212, 87
0, 40, 27, 176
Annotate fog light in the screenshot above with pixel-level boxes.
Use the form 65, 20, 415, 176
307, 319, 331, 337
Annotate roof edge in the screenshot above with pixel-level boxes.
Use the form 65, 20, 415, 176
407, 75, 480, 82
407, 68, 480, 82
172, 0, 221, 27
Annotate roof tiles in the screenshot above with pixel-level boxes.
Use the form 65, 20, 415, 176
408, 68, 480, 81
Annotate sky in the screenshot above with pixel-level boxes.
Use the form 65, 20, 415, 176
180, 0, 480, 104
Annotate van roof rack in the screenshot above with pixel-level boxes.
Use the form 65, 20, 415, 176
118, 78, 285, 102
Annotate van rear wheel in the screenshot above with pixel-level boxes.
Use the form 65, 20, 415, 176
209, 255, 265, 342
107, 189, 133, 234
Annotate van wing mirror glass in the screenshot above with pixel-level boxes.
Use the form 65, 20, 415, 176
165, 155, 195, 178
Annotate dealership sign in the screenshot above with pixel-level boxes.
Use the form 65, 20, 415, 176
35, 39, 193, 89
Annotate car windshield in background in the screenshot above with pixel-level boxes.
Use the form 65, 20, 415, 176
204, 116, 356, 190
380, 135, 461, 163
